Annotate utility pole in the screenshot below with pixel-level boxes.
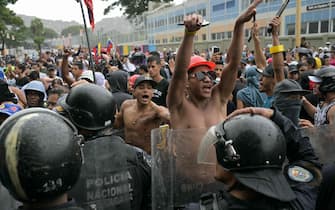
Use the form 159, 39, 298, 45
295, 0, 301, 47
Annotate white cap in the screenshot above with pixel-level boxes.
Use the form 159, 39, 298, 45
79, 70, 94, 82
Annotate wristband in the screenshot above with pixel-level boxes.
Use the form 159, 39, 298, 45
185, 29, 197, 36
269, 45, 285, 54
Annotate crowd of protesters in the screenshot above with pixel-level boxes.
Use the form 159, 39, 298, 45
1, 1, 335, 209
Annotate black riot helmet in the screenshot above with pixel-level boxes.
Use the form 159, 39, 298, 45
199, 114, 296, 202
214, 114, 286, 170
0, 108, 83, 203
60, 83, 116, 131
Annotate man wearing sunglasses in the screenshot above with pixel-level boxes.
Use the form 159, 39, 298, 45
167, 0, 262, 129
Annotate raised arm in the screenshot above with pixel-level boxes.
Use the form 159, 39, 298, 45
217, 0, 262, 100
252, 23, 267, 70
269, 16, 285, 83
167, 14, 203, 110
61, 48, 75, 86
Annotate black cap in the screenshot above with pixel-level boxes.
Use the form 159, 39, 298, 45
274, 79, 311, 95
257, 64, 288, 78
134, 76, 157, 89
240, 58, 248, 65
288, 64, 299, 73
47, 64, 57, 71
257, 65, 274, 77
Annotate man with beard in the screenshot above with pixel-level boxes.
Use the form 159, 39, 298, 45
114, 76, 170, 154
168, 0, 261, 129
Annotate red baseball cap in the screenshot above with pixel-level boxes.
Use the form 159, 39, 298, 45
188, 55, 215, 72
128, 74, 140, 88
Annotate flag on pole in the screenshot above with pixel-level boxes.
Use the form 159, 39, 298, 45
84, 0, 95, 30
106, 40, 113, 54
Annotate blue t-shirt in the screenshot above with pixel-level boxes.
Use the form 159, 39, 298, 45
263, 95, 274, 108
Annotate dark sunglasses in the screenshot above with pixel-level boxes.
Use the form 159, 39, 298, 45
189, 71, 216, 81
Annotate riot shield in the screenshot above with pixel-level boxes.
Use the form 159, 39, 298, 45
301, 124, 335, 164
0, 184, 20, 209
152, 126, 224, 210
69, 136, 131, 210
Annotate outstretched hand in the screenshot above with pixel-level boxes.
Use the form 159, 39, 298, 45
237, 0, 262, 23
270, 16, 281, 35
183, 14, 203, 33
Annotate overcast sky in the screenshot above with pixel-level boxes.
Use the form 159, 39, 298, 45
7, 0, 185, 23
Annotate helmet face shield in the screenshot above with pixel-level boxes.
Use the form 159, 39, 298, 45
197, 126, 218, 165
197, 124, 241, 165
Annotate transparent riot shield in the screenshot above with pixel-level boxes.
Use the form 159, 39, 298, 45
0, 184, 20, 209
301, 124, 335, 164
69, 136, 131, 210
152, 126, 224, 210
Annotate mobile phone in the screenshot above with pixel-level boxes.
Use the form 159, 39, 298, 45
177, 20, 210, 27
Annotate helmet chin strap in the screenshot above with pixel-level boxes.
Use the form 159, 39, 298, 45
227, 180, 261, 200
226, 179, 244, 192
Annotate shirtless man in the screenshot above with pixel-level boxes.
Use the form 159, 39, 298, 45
114, 76, 170, 154
168, 0, 262, 129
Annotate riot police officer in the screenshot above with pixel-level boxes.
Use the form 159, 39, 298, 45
58, 83, 151, 210
0, 108, 84, 210
197, 107, 321, 210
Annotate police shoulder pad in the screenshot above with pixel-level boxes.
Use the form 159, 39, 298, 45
287, 165, 314, 182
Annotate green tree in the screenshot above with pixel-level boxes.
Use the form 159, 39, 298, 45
61, 25, 83, 37
30, 18, 45, 54
102, 0, 173, 20
44, 27, 59, 39
0, 0, 26, 51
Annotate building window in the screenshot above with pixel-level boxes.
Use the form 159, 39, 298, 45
220, 32, 225, 40
241, 0, 249, 10
156, 39, 160, 44
258, 27, 265, 36
309, 22, 318, 34
202, 34, 207, 41
321, 20, 329, 33
287, 24, 295, 35
213, 3, 225, 12
227, 0, 235, 9
301, 22, 307, 34
197, 9, 206, 16
217, 32, 223, 40
211, 33, 217, 40
227, 31, 232, 38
